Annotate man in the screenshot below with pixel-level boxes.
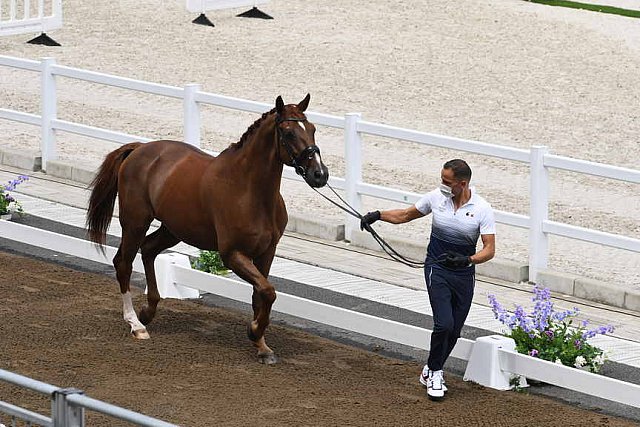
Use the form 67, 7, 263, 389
360, 159, 495, 401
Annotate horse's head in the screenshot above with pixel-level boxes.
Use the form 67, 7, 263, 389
275, 94, 329, 188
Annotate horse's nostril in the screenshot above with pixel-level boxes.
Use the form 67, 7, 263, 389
314, 169, 323, 178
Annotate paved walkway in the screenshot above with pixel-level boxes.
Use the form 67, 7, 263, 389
3, 166, 640, 370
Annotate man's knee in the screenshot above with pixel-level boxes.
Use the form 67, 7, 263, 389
433, 318, 454, 334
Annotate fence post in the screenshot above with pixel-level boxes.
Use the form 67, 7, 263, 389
52, 388, 84, 427
183, 83, 201, 148
40, 57, 57, 171
344, 113, 362, 241
529, 145, 549, 283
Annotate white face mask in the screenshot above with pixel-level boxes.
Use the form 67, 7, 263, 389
439, 183, 454, 198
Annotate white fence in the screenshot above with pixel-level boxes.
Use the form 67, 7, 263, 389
0, 0, 62, 36
0, 55, 639, 283
1, 219, 639, 409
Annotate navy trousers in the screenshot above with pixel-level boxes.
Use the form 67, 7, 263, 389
424, 266, 475, 371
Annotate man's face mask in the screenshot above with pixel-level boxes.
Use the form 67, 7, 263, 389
439, 183, 454, 198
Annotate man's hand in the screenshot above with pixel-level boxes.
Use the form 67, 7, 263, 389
360, 210, 381, 231
443, 251, 472, 268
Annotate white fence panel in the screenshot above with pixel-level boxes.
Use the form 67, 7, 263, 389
185, 0, 269, 14
0, 0, 62, 36
499, 348, 640, 408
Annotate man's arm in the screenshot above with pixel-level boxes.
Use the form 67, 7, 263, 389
470, 233, 495, 264
380, 205, 425, 224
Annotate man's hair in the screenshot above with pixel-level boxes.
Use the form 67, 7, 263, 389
443, 159, 472, 181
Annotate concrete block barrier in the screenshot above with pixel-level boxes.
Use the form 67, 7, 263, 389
574, 277, 626, 308
286, 215, 344, 241
45, 160, 73, 180
476, 259, 529, 284
536, 270, 580, 296
625, 290, 640, 312
349, 229, 426, 261
0, 148, 41, 171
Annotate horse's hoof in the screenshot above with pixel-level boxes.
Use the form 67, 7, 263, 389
138, 308, 153, 326
132, 328, 150, 340
258, 352, 278, 365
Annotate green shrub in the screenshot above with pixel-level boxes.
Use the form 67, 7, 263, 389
191, 250, 229, 275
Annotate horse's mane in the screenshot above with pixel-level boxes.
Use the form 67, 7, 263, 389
223, 107, 277, 153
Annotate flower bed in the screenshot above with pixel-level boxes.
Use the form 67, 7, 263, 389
489, 285, 614, 373
0, 175, 29, 218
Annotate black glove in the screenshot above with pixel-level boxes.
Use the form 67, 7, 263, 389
360, 210, 381, 231
443, 251, 471, 268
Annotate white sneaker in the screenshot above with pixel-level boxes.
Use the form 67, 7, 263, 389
419, 366, 447, 393
427, 369, 445, 401
419, 366, 430, 387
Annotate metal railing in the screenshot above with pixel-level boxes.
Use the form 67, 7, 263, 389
0, 368, 176, 427
0, 55, 638, 283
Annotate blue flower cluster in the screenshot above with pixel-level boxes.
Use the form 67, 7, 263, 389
0, 175, 29, 215
488, 285, 614, 373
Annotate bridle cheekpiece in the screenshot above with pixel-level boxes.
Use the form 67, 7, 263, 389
275, 114, 321, 177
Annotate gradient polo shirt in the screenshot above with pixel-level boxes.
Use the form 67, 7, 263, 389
415, 187, 496, 274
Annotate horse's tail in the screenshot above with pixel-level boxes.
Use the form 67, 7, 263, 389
86, 142, 143, 250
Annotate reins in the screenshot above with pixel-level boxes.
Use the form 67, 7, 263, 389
311, 183, 442, 269
275, 112, 441, 269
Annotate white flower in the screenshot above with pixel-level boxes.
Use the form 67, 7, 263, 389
574, 356, 586, 368
593, 354, 606, 365
555, 358, 563, 365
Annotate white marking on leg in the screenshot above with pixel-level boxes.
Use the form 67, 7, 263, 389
122, 292, 146, 334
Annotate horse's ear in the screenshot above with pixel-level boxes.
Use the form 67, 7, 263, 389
298, 93, 311, 112
275, 96, 285, 115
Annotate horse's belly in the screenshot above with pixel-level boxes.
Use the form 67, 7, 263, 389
161, 220, 218, 251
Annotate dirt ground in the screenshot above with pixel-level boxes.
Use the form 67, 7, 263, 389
0, 251, 635, 427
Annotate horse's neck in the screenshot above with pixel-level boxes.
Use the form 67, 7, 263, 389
235, 118, 283, 194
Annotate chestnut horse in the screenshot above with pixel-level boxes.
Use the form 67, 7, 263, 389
86, 94, 328, 364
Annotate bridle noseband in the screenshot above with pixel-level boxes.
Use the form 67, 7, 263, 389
275, 115, 321, 177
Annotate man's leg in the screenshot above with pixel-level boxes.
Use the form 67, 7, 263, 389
443, 273, 475, 363
425, 267, 454, 372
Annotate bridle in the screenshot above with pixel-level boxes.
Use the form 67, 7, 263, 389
275, 115, 321, 177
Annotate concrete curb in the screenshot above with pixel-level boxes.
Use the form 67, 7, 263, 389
2, 155, 637, 312
0, 147, 42, 171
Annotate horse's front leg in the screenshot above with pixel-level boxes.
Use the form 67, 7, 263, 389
224, 249, 277, 365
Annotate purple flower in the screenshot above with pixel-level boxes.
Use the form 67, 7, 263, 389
574, 339, 582, 349
529, 349, 539, 357
545, 330, 554, 339
582, 324, 615, 340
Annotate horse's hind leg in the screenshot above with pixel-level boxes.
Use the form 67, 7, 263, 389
138, 225, 180, 325
224, 250, 277, 365
115, 223, 151, 339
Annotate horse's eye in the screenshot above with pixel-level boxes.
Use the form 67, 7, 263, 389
284, 131, 295, 140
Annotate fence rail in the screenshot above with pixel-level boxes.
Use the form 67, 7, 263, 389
0, 0, 62, 37
0, 219, 639, 411
0, 55, 639, 283
0, 367, 176, 427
